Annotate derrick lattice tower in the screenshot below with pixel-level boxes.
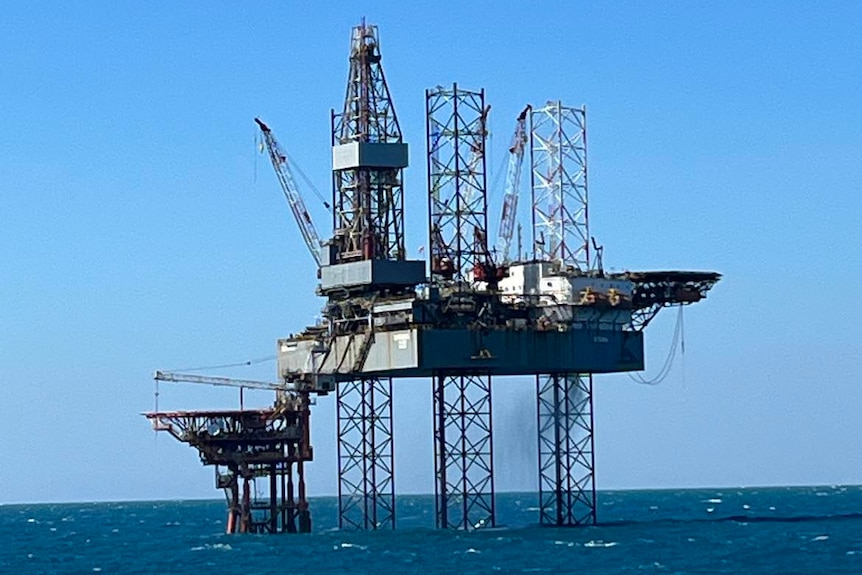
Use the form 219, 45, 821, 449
331, 22, 405, 263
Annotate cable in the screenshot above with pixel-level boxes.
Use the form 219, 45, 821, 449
164, 354, 277, 373
285, 151, 331, 209
680, 305, 687, 388
253, 129, 259, 185
630, 307, 681, 385
628, 305, 684, 386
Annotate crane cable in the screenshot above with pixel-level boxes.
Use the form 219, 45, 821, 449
153, 353, 279, 431
628, 305, 686, 386
284, 151, 331, 209
254, 129, 331, 210
163, 354, 277, 373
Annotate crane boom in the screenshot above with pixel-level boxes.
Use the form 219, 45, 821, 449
154, 370, 293, 392
255, 118, 323, 267
496, 106, 530, 263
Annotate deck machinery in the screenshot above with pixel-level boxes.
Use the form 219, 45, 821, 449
146, 22, 720, 533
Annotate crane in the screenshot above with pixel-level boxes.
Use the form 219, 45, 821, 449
495, 106, 530, 263
255, 118, 324, 267
154, 370, 293, 392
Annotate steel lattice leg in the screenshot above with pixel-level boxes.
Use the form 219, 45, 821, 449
537, 373, 596, 526
337, 378, 395, 529
433, 373, 495, 529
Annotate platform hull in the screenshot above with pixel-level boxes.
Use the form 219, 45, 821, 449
278, 327, 643, 383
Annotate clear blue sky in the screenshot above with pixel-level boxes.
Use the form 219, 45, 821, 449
1, 1, 860, 504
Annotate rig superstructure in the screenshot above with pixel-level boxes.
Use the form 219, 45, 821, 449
146, 21, 720, 533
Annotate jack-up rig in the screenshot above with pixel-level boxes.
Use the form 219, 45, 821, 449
145, 22, 720, 533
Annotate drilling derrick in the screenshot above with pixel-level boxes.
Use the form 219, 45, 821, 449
331, 22, 406, 263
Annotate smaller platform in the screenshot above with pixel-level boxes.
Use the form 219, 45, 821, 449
145, 398, 313, 534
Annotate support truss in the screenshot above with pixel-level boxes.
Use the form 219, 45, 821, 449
337, 378, 396, 529
426, 85, 491, 283
621, 270, 722, 330
530, 102, 590, 270
537, 373, 596, 526
433, 373, 495, 529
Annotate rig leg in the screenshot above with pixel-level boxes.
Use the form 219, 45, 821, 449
225, 473, 240, 534
297, 461, 311, 533
240, 477, 251, 533
269, 463, 278, 534
337, 378, 396, 529
285, 460, 297, 533
536, 373, 596, 526
433, 373, 495, 530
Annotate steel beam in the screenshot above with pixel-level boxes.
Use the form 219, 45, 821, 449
433, 373, 495, 529
337, 377, 396, 529
536, 373, 596, 526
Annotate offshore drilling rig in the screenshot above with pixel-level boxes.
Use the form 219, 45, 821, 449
146, 21, 720, 533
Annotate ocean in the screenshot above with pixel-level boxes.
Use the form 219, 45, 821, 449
3, 486, 861, 574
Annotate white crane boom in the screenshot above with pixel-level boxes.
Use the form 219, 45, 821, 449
495, 106, 530, 263
255, 118, 323, 267
462, 105, 491, 213
154, 370, 293, 392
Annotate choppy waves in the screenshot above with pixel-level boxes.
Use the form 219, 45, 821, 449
2, 487, 862, 574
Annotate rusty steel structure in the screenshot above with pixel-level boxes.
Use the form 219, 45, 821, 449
145, 394, 312, 533
147, 21, 721, 535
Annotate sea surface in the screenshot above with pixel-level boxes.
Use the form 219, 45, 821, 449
3, 486, 862, 574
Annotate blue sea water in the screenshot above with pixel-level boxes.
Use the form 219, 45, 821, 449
3, 486, 862, 574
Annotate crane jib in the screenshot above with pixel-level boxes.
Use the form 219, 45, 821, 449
256, 119, 324, 267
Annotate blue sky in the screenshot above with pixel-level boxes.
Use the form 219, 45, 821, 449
1, 1, 860, 504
